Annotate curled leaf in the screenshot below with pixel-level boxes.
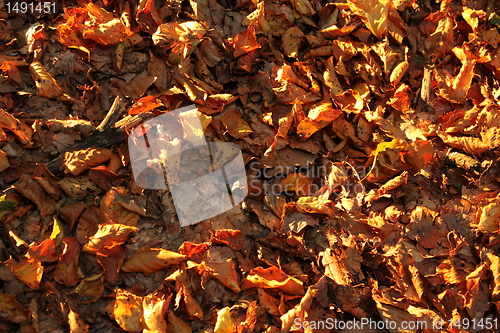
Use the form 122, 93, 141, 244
121, 246, 185, 275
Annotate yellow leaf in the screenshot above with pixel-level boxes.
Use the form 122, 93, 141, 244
486, 252, 500, 301
29, 61, 75, 102
347, 0, 389, 39
142, 291, 170, 333
476, 195, 500, 233
50, 217, 64, 246
242, 2, 270, 33
296, 196, 336, 217
214, 307, 236, 333
113, 289, 143, 333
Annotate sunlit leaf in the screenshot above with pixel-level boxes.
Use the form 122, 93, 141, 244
113, 289, 143, 333
5, 255, 43, 289
121, 246, 185, 275
214, 307, 236, 333
242, 266, 304, 295
83, 224, 138, 252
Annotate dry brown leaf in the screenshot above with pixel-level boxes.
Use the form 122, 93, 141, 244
54, 238, 80, 287
121, 246, 185, 275
282, 27, 304, 58
13, 174, 55, 217
75, 273, 104, 304
0, 293, 29, 324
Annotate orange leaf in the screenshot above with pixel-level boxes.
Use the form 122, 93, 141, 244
54, 238, 81, 287
57, 19, 92, 61
401, 139, 435, 172
242, 266, 304, 295
121, 246, 185, 275
28, 238, 59, 263
0, 109, 33, 147
232, 26, 261, 58
82, 18, 134, 46
279, 173, 314, 196
64, 148, 114, 176
220, 106, 253, 139
5, 255, 43, 289
113, 289, 143, 332
211, 229, 244, 250
128, 95, 164, 116
178, 242, 210, 259
257, 289, 280, 316
205, 260, 241, 293
297, 102, 342, 140
83, 224, 138, 252
0, 62, 22, 86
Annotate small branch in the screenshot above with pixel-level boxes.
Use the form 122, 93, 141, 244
97, 95, 127, 131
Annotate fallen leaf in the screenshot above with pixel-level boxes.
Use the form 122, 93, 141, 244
298, 102, 343, 140
347, 0, 389, 39
242, 266, 305, 295
83, 224, 138, 252
214, 307, 236, 333
113, 289, 143, 332
75, 273, 104, 303
5, 255, 43, 289
0, 293, 29, 324
13, 174, 55, 217
64, 148, 114, 176
121, 246, 185, 275
142, 290, 171, 333
54, 238, 81, 287
232, 26, 261, 58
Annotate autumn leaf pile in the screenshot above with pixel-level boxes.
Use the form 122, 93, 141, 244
1, 0, 500, 332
